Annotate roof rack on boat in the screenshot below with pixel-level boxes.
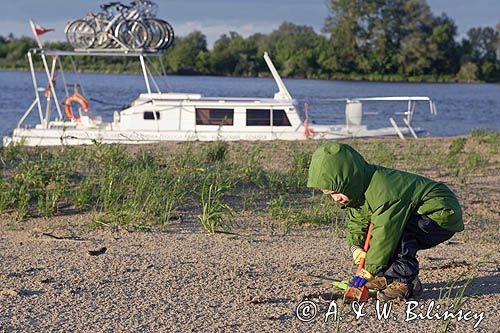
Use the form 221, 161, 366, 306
31, 48, 165, 57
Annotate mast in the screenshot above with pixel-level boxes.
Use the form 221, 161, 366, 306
263, 52, 292, 101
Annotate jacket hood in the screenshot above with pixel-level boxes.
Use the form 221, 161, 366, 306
307, 143, 375, 208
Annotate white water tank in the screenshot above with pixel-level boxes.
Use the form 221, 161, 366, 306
345, 101, 363, 127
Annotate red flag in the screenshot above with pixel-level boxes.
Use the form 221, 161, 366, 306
34, 24, 54, 36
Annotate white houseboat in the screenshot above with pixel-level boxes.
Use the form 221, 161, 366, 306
3, 48, 436, 146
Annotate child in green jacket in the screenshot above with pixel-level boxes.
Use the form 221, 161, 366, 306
307, 143, 464, 300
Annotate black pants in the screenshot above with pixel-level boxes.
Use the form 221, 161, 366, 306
382, 215, 455, 284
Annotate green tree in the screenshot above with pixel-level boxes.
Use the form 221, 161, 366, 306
269, 22, 322, 77
480, 61, 499, 82
0, 37, 36, 69
210, 32, 258, 76
323, 0, 369, 73
497, 21, 500, 58
429, 14, 460, 74
461, 26, 500, 81
163, 31, 208, 74
314, 35, 338, 78
246, 33, 271, 75
394, 0, 438, 75
323, 0, 453, 76
466, 27, 498, 63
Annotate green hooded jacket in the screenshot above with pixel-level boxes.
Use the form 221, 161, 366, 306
307, 143, 463, 275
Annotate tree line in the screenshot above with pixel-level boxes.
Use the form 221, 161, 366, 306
0, 0, 499, 82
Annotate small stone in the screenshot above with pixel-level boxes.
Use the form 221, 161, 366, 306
18, 289, 43, 297
87, 247, 107, 256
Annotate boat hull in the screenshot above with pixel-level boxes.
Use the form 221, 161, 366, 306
3, 126, 421, 147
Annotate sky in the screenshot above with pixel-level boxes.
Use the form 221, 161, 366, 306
1, 0, 499, 48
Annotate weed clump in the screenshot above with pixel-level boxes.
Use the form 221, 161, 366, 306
85, 145, 186, 230
204, 141, 228, 163
445, 137, 467, 176
197, 174, 233, 233
465, 152, 488, 174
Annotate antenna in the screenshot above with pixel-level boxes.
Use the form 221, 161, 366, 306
263, 52, 292, 100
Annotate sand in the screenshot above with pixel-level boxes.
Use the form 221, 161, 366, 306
0, 138, 498, 332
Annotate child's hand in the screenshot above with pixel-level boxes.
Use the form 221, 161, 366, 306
349, 269, 373, 288
351, 246, 366, 264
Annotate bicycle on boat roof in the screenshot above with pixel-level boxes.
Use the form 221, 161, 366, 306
65, 0, 174, 51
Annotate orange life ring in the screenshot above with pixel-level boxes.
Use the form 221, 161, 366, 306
64, 93, 89, 122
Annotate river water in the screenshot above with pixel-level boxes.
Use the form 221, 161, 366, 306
0, 70, 499, 138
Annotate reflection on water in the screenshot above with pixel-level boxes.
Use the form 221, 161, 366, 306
0, 70, 499, 137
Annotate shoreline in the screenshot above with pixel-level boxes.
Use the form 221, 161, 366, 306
0, 68, 490, 84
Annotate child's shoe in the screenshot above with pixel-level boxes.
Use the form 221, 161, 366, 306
377, 281, 410, 301
365, 276, 390, 291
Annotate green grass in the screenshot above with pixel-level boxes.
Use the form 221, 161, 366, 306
0, 133, 498, 233
435, 255, 494, 333
268, 192, 341, 235
437, 271, 473, 333
197, 175, 233, 234
203, 140, 228, 163
445, 137, 467, 174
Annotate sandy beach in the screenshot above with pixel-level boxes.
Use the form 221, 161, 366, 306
0, 136, 498, 332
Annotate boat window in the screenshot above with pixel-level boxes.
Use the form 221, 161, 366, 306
272, 110, 291, 126
143, 112, 160, 120
246, 109, 270, 126
196, 108, 234, 125
246, 109, 291, 126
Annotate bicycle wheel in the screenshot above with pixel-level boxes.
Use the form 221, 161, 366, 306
157, 19, 175, 50
144, 19, 167, 50
89, 14, 113, 49
115, 20, 150, 49
66, 20, 96, 49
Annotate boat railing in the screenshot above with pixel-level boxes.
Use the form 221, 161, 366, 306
18, 47, 168, 131
311, 96, 437, 140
